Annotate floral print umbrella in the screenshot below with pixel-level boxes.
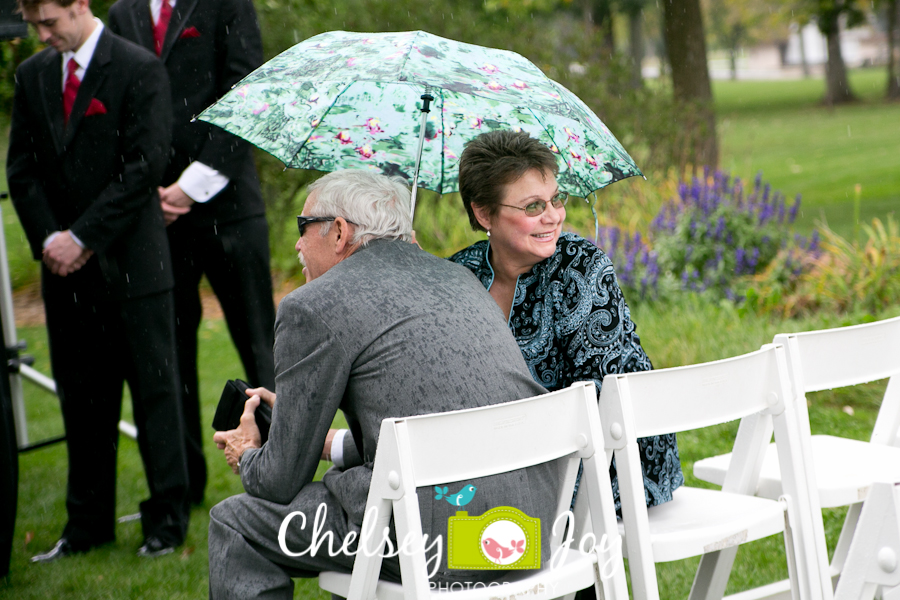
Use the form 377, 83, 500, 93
198, 30, 643, 204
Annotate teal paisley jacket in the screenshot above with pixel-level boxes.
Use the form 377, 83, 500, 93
450, 232, 684, 510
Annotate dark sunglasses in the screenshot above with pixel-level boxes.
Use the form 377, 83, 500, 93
498, 191, 569, 217
296, 215, 356, 237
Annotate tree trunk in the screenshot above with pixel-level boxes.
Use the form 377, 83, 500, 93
628, 10, 644, 89
798, 25, 811, 78
824, 15, 856, 104
597, 0, 615, 55
662, 0, 719, 169
729, 45, 738, 80
888, 0, 900, 99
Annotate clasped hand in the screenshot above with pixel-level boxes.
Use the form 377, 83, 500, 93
42, 231, 93, 277
213, 386, 275, 474
159, 183, 194, 226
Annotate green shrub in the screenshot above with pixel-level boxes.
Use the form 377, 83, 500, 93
0, 36, 37, 114
744, 217, 900, 318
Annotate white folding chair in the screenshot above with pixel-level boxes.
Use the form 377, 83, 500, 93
318, 381, 630, 600
832, 482, 900, 600
694, 315, 900, 600
599, 345, 830, 600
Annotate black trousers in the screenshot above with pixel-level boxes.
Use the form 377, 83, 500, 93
0, 306, 16, 576
167, 215, 276, 503
45, 288, 189, 548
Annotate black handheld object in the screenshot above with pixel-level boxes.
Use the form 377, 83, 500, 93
212, 379, 272, 444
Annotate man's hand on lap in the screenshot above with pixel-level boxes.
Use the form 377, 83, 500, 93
213, 395, 263, 474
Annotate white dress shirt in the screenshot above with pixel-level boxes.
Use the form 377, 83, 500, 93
60, 18, 103, 90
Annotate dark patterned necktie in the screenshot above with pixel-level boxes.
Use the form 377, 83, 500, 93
63, 58, 79, 125
153, 0, 172, 56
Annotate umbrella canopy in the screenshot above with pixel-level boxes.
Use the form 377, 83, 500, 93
198, 30, 642, 203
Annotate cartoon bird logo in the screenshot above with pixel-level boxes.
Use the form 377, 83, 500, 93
434, 485, 477, 507
482, 538, 525, 562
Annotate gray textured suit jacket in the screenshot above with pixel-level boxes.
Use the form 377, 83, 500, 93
239, 239, 557, 579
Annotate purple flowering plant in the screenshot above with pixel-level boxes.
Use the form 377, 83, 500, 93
592, 169, 820, 303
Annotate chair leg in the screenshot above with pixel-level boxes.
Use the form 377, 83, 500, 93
831, 503, 863, 581
781, 498, 806, 600
689, 547, 739, 600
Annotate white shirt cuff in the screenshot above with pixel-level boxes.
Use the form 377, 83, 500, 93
177, 162, 230, 203
43, 231, 85, 249
331, 429, 348, 468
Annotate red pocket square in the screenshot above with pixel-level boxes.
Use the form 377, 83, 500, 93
180, 26, 201, 39
85, 98, 107, 116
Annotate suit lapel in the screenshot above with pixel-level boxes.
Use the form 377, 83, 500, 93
63, 29, 112, 148
160, 0, 200, 63
127, 0, 155, 54
37, 54, 65, 155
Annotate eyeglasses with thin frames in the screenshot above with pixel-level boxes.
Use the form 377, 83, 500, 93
497, 191, 569, 217
296, 215, 356, 237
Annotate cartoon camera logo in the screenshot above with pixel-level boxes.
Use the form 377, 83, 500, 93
437, 484, 541, 571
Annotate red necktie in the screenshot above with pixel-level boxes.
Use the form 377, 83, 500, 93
63, 58, 80, 125
153, 0, 172, 56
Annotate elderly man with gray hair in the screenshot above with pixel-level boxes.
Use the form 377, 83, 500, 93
209, 170, 556, 598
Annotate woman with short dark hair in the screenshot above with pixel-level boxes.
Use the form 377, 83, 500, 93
450, 129, 683, 512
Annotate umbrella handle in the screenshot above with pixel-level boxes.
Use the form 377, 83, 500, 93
409, 91, 434, 223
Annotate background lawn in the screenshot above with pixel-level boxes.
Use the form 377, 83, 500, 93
1, 70, 899, 598
715, 69, 899, 241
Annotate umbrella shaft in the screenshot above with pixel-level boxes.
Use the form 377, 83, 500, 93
409, 94, 433, 222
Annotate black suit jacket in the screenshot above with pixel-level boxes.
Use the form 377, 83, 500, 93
109, 0, 266, 227
6, 28, 174, 302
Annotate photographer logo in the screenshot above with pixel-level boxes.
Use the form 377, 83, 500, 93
447, 506, 540, 570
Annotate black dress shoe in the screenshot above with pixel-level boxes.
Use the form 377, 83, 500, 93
137, 536, 176, 558
31, 538, 84, 563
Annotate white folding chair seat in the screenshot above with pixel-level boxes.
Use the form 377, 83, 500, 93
623, 486, 786, 562
694, 315, 900, 598
599, 345, 831, 600
696, 435, 900, 508
318, 381, 630, 600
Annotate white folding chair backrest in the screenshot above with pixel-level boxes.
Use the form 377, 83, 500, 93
774, 314, 900, 447
328, 381, 629, 600
599, 345, 830, 600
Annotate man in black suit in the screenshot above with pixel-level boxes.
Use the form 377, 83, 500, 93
109, 0, 276, 505
7, 0, 190, 560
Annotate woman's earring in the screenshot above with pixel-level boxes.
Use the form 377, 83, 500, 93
486, 230, 491, 238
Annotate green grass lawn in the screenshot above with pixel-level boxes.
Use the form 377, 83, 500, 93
715, 69, 900, 241
4, 299, 899, 599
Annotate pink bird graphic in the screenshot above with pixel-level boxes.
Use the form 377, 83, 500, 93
482, 538, 525, 562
